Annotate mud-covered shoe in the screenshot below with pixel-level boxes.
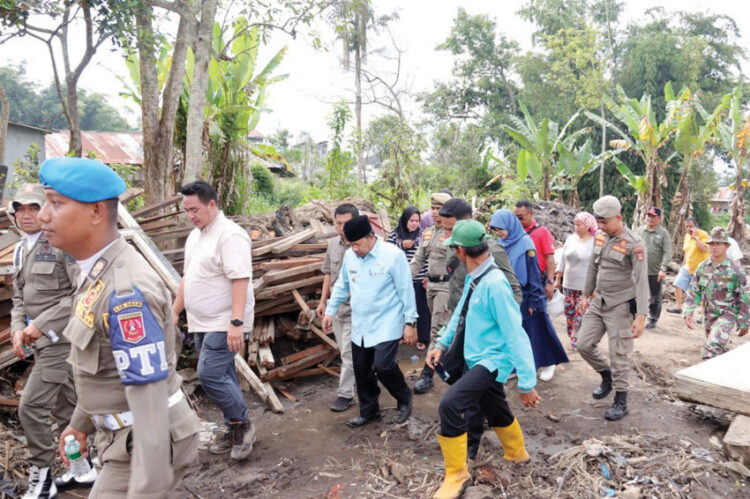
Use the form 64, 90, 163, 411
330, 396, 355, 412
23, 465, 57, 499
209, 428, 234, 455
230, 419, 256, 461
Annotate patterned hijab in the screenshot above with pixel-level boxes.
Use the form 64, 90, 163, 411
575, 211, 597, 235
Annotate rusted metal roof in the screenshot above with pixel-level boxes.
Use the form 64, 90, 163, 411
45, 131, 144, 165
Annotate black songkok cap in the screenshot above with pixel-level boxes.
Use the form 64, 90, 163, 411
344, 215, 373, 242
439, 198, 472, 218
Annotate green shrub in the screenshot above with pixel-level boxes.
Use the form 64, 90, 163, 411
250, 162, 275, 197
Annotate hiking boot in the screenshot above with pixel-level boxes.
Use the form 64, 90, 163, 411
230, 419, 256, 461
54, 458, 97, 489
330, 396, 355, 412
645, 320, 657, 329
413, 370, 434, 394
23, 465, 57, 499
209, 428, 234, 455
592, 369, 613, 400
604, 391, 629, 421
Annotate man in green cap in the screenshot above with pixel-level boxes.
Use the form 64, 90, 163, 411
683, 226, 750, 359
37, 157, 200, 497
426, 220, 540, 498
577, 195, 648, 421
9, 183, 85, 499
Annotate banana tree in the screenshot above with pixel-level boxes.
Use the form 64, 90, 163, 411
719, 87, 750, 242
554, 138, 623, 207
501, 101, 587, 200
668, 90, 727, 256
586, 83, 682, 228
183, 17, 288, 214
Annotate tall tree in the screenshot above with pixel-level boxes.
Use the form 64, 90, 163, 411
719, 88, 750, 242
1, 1, 119, 155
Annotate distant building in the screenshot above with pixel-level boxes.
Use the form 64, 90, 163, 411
45, 131, 143, 165
2, 121, 50, 196
710, 186, 733, 213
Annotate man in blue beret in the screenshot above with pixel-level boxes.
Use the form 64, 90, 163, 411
37, 157, 200, 497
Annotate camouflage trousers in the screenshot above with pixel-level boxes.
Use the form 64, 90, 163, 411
701, 313, 737, 359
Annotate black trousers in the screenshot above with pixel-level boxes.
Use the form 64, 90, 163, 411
352, 338, 412, 418
439, 365, 514, 437
648, 275, 663, 322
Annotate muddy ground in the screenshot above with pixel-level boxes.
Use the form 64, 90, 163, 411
3, 302, 748, 498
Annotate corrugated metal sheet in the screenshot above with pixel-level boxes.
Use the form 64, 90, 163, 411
45, 131, 144, 165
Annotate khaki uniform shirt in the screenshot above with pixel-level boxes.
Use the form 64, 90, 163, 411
448, 240, 523, 310
321, 237, 351, 317
11, 234, 78, 349
583, 228, 649, 315
64, 237, 199, 497
410, 226, 451, 291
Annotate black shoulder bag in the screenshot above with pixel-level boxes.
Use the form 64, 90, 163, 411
441, 266, 497, 385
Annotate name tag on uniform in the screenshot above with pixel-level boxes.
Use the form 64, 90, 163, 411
612, 240, 628, 254
35, 253, 56, 262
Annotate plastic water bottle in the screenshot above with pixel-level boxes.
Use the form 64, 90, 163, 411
64, 435, 91, 477
410, 354, 419, 365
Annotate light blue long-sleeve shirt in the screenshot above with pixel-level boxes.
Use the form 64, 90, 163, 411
437, 256, 537, 392
325, 237, 418, 347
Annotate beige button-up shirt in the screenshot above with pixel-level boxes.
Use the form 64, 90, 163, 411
183, 212, 254, 332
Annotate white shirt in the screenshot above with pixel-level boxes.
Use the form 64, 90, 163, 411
558, 233, 595, 291
76, 240, 118, 287
183, 212, 254, 332
26, 231, 42, 251
728, 237, 742, 265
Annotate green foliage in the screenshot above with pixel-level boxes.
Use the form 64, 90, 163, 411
322, 100, 356, 199
250, 162, 275, 197
8, 143, 40, 195
0, 64, 132, 131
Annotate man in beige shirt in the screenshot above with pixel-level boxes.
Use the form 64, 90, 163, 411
316, 203, 359, 412
172, 181, 255, 461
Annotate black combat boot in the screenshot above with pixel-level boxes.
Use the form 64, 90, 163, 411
592, 369, 613, 400
413, 366, 434, 394
604, 391, 629, 421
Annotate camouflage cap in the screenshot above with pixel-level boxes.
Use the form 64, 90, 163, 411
708, 226, 730, 244
8, 183, 46, 216
593, 195, 621, 218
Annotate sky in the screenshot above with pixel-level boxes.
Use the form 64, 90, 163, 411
2, 0, 749, 143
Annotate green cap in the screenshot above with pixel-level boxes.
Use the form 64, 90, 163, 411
443, 220, 487, 248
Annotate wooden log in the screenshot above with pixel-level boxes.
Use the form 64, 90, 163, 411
261, 262, 322, 286
246, 341, 259, 367
309, 218, 326, 237
317, 363, 340, 378
252, 229, 316, 257
0, 398, 19, 407
276, 388, 299, 402
254, 302, 302, 318
258, 345, 275, 369
261, 348, 337, 382
131, 195, 183, 219
290, 290, 339, 351
141, 219, 176, 232
257, 256, 325, 271
0, 327, 11, 346
251, 319, 266, 343
233, 354, 284, 413
260, 318, 276, 345
255, 275, 325, 301
675, 342, 750, 417
281, 365, 340, 380
281, 344, 327, 365
255, 355, 285, 413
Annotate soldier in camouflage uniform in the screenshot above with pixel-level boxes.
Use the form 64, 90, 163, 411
683, 227, 750, 359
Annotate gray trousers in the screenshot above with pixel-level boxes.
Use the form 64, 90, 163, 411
332, 314, 355, 399
195, 332, 249, 424
19, 342, 76, 468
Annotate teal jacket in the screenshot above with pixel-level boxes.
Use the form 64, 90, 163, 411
437, 257, 537, 392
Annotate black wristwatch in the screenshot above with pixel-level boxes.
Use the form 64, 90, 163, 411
406, 321, 417, 328
230, 319, 244, 327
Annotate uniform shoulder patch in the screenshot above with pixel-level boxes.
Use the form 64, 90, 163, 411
108, 286, 168, 386
423, 228, 434, 241
634, 246, 645, 261
528, 249, 536, 258
594, 234, 606, 247
89, 257, 108, 281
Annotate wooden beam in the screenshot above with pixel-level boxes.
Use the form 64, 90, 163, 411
257, 256, 325, 271
280, 344, 327, 365
119, 187, 144, 204
261, 348, 337, 382
234, 354, 284, 413
254, 275, 324, 300
258, 345, 275, 370
252, 229, 315, 257
131, 195, 183, 218
675, 342, 750, 417
261, 262, 322, 286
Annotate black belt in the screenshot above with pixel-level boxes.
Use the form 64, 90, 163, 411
427, 274, 451, 283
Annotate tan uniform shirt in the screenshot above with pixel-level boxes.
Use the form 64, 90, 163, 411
64, 237, 199, 497
321, 237, 351, 317
583, 228, 649, 315
11, 234, 78, 348
409, 226, 451, 291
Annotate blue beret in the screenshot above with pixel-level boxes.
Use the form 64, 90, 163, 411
39, 157, 126, 202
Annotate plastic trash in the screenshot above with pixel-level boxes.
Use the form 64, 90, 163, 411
548, 290, 565, 317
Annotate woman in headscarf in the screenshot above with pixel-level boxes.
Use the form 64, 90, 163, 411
387, 206, 431, 348
554, 212, 597, 350
490, 209, 569, 381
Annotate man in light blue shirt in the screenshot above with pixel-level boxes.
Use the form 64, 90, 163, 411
323, 215, 418, 428
426, 220, 541, 498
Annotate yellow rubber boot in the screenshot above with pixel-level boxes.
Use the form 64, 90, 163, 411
434, 433, 472, 499
493, 418, 530, 464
